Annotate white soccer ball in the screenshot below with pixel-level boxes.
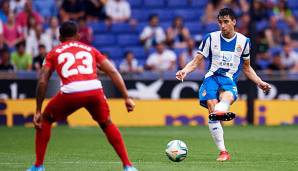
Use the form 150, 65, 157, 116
165, 140, 188, 162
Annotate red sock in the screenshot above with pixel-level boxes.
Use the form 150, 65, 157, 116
35, 121, 52, 166
103, 124, 132, 166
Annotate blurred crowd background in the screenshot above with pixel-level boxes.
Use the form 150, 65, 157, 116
0, 0, 298, 77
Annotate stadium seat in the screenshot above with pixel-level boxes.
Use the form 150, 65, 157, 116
293, 10, 298, 20
160, 22, 171, 30
276, 20, 290, 34
185, 22, 203, 35
118, 34, 140, 46
132, 9, 149, 22
135, 22, 148, 33
88, 22, 108, 34
144, 0, 165, 8
127, 0, 143, 8
256, 20, 268, 32
174, 9, 202, 22
173, 48, 186, 56
167, 0, 189, 7
33, 0, 57, 18
204, 23, 219, 34
93, 34, 116, 46
111, 23, 132, 33
148, 9, 174, 22
191, 0, 208, 7
125, 47, 147, 60
288, 1, 298, 8
99, 47, 124, 60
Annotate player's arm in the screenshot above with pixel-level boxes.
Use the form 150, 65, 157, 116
35, 66, 53, 129
99, 59, 135, 112
176, 53, 204, 81
242, 59, 271, 92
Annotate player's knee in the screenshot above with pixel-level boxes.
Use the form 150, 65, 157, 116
42, 113, 55, 124
220, 91, 234, 102
99, 119, 112, 129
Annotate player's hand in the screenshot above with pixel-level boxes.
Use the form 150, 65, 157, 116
257, 81, 271, 93
125, 97, 135, 112
33, 111, 42, 129
176, 70, 186, 81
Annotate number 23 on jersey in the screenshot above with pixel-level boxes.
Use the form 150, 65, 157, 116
58, 51, 94, 78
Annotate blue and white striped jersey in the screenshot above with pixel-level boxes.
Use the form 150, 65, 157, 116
197, 31, 250, 82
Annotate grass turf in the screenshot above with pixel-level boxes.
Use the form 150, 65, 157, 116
0, 126, 298, 171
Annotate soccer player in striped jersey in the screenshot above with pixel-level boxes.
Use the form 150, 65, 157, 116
176, 8, 271, 161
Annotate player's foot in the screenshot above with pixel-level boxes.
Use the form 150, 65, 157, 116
123, 165, 138, 171
216, 151, 231, 161
26, 165, 45, 171
209, 111, 235, 121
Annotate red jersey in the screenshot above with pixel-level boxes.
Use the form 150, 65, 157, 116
44, 41, 106, 93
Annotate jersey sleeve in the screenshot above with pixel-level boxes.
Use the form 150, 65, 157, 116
94, 48, 107, 64
242, 38, 250, 60
43, 51, 55, 70
196, 33, 211, 58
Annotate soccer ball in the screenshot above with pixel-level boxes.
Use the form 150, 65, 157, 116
165, 140, 188, 162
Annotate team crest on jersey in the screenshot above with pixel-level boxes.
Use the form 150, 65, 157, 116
236, 45, 242, 52
202, 90, 207, 97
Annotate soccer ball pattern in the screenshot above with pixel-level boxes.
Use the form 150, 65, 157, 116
165, 140, 188, 162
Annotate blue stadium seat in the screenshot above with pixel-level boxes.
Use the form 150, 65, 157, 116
132, 9, 149, 22
174, 9, 202, 21
148, 9, 174, 21
293, 10, 298, 20
160, 22, 171, 29
185, 22, 203, 34
173, 48, 186, 56
256, 20, 268, 32
111, 23, 132, 33
118, 34, 140, 46
144, 0, 165, 8
135, 22, 148, 33
204, 23, 219, 34
191, 0, 208, 7
88, 22, 107, 34
93, 34, 116, 46
167, 0, 189, 7
288, 1, 298, 8
33, 0, 57, 18
125, 47, 147, 60
127, 0, 143, 8
99, 47, 124, 60
277, 20, 290, 34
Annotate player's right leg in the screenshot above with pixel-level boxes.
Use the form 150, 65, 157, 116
208, 91, 236, 121
206, 100, 231, 161
85, 89, 138, 171
199, 78, 230, 161
27, 92, 83, 171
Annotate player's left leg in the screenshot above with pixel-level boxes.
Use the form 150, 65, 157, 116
100, 119, 137, 171
85, 89, 137, 171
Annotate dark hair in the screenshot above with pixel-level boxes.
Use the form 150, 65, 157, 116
16, 41, 26, 49
124, 51, 133, 58
0, 48, 9, 55
218, 8, 236, 20
59, 21, 78, 38
148, 14, 158, 21
38, 44, 46, 49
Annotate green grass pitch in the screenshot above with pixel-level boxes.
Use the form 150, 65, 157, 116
1, 126, 298, 171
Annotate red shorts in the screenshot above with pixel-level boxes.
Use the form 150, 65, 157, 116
43, 89, 110, 124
